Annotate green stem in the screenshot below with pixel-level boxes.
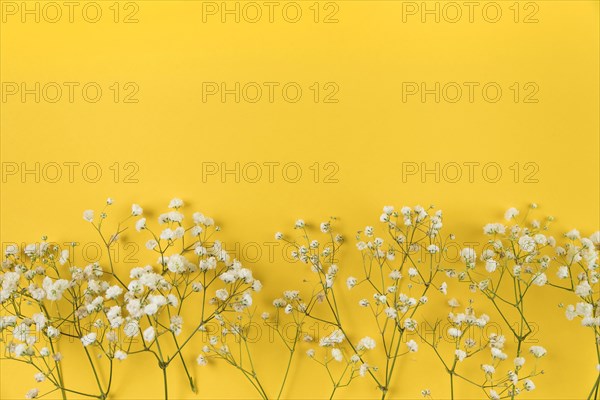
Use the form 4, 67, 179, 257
587, 374, 600, 400
162, 365, 168, 400
83, 347, 104, 397
276, 331, 298, 400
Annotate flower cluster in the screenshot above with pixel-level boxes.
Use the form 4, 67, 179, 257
1, 198, 259, 400
0, 201, 597, 400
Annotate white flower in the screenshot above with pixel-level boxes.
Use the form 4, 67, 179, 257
347, 277, 357, 289
505, 207, 519, 220
491, 347, 507, 360
320, 222, 330, 233
357, 337, 376, 350
25, 388, 39, 399
533, 234, 547, 245
284, 304, 293, 314
455, 349, 467, 361
404, 318, 417, 331
448, 328, 462, 338
565, 229, 580, 240
575, 281, 592, 297
529, 346, 547, 358
514, 357, 526, 367
383, 205, 394, 214
14, 344, 27, 357
196, 354, 207, 366
114, 350, 127, 361
135, 218, 146, 232
132, 204, 143, 216
384, 307, 397, 319
359, 363, 369, 377
319, 329, 345, 347
489, 389, 500, 400
557, 266, 569, 279
168, 198, 184, 209
122, 319, 139, 337
427, 244, 439, 254
406, 339, 418, 352
58, 249, 69, 265
144, 303, 159, 316
483, 223, 506, 235
482, 364, 495, 374
513, 265, 522, 276
105, 285, 123, 300
295, 219, 305, 228
518, 235, 536, 252
532, 272, 547, 286
359, 299, 369, 307
408, 268, 418, 277
439, 282, 448, 295
576, 302, 593, 318
331, 348, 343, 362
46, 326, 60, 339
389, 270, 402, 280
143, 326, 155, 342
4, 244, 18, 256
590, 231, 600, 244
34, 373, 45, 383
167, 254, 188, 274
306, 349, 315, 358
32, 313, 47, 331
524, 379, 536, 391
83, 210, 94, 222
81, 333, 97, 347
215, 289, 228, 301
275, 232, 283, 240
485, 259, 497, 273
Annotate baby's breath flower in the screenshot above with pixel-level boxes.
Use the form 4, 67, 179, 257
529, 346, 547, 358
83, 210, 94, 222
346, 277, 357, 289
357, 337, 376, 351
81, 333, 97, 347
331, 348, 343, 362
505, 207, 519, 221
406, 340, 418, 352
196, 354, 207, 366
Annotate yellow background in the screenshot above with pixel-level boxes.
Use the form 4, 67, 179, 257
1, 0, 599, 398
